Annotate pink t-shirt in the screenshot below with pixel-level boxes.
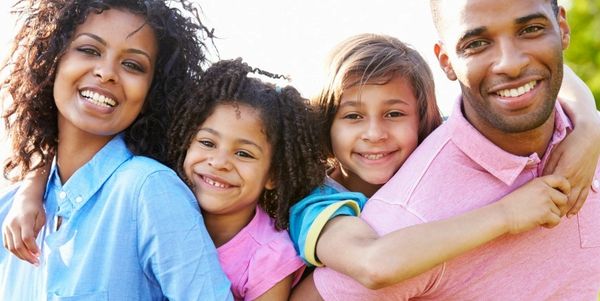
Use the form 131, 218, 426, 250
314, 100, 600, 300
218, 207, 305, 300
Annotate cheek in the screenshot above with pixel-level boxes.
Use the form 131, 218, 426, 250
182, 148, 196, 178
126, 77, 153, 105
394, 121, 419, 150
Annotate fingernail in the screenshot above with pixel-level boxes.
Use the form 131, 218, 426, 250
33, 261, 40, 267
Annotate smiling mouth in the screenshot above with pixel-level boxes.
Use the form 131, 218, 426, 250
202, 175, 231, 189
358, 152, 393, 161
80, 90, 117, 108
496, 80, 537, 98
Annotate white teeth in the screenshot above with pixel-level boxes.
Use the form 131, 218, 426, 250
497, 80, 537, 98
80, 90, 117, 107
362, 153, 385, 160
203, 176, 229, 188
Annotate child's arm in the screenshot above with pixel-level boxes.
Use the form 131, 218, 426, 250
253, 274, 294, 301
1, 163, 50, 265
315, 175, 569, 289
544, 64, 600, 217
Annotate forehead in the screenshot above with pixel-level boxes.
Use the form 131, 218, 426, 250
436, 0, 556, 42
75, 8, 157, 52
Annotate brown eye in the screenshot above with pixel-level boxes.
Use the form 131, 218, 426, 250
77, 47, 100, 56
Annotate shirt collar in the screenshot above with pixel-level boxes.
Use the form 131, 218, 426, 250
447, 96, 572, 186
47, 134, 133, 218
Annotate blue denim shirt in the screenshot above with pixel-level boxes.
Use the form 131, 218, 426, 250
0, 135, 232, 300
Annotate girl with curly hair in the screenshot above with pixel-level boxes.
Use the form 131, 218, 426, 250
0, 0, 232, 299
165, 58, 325, 300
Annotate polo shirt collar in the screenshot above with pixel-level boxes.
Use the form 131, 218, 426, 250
47, 134, 133, 219
448, 97, 572, 186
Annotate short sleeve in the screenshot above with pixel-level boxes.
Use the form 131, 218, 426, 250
244, 236, 305, 300
289, 186, 368, 267
313, 199, 445, 300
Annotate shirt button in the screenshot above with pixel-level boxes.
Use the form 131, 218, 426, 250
59, 191, 67, 199
75, 196, 83, 203
592, 179, 599, 192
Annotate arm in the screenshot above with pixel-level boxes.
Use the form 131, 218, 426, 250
545, 64, 600, 216
253, 274, 294, 301
290, 273, 323, 301
316, 175, 570, 289
1, 163, 50, 265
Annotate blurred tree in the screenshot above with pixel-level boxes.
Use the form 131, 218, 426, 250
565, 0, 600, 108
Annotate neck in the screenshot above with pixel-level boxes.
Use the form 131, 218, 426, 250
463, 106, 556, 158
203, 206, 256, 248
330, 167, 382, 197
56, 119, 114, 183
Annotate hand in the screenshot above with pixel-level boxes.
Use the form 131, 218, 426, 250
1, 196, 46, 266
543, 118, 600, 217
497, 175, 570, 235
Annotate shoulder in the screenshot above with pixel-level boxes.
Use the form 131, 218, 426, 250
112, 156, 186, 192
244, 211, 304, 300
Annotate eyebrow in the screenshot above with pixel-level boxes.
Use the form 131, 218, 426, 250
74, 32, 152, 62
515, 12, 549, 25
339, 98, 410, 108
457, 12, 549, 44
199, 127, 264, 153
457, 27, 487, 44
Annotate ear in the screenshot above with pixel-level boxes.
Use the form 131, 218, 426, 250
557, 6, 570, 50
265, 177, 276, 190
434, 41, 457, 81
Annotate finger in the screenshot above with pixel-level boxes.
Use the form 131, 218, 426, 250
541, 213, 561, 229
567, 187, 590, 218
8, 225, 28, 262
552, 190, 570, 217
548, 202, 562, 218
4, 228, 17, 258
33, 213, 46, 239
565, 186, 582, 216
542, 175, 571, 196
12, 225, 39, 265
21, 225, 40, 261
542, 149, 563, 176
2, 231, 8, 250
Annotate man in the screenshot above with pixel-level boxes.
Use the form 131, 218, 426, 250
308, 0, 600, 299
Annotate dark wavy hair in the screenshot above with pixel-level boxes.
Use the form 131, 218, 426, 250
1, 0, 214, 181
168, 58, 326, 230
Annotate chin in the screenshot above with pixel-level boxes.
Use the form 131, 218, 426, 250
364, 174, 394, 186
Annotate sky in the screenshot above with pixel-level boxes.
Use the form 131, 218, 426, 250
0, 1, 461, 115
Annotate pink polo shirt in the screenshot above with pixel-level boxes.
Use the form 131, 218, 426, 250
314, 100, 600, 300
218, 207, 305, 300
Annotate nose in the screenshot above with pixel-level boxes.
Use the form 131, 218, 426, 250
94, 58, 118, 83
491, 38, 530, 78
361, 119, 388, 143
208, 151, 232, 171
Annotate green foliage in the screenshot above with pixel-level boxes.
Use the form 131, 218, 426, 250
565, 0, 600, 108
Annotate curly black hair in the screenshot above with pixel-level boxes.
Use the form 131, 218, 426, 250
1, 0, 214, 181
168, 58, 327, 230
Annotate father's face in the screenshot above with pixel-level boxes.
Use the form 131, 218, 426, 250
434, 0, 570, 133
